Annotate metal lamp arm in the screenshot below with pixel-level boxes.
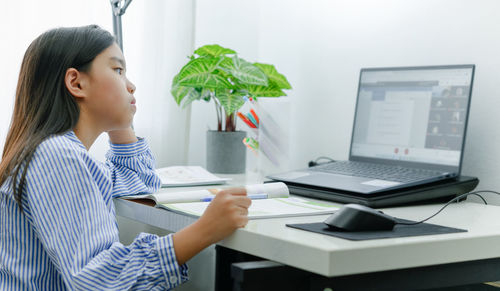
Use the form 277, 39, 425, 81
109, 0, 133, 51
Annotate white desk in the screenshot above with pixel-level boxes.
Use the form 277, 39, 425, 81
114, 181, 500, 290
222, 202, 500, 277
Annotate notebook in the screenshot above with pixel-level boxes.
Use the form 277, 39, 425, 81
268, 65, 475, 195
122, 182, 341, 219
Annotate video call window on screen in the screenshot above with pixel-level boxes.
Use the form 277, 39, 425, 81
426, 86, 469, 151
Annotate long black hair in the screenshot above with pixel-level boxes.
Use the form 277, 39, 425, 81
0, 25, 115, 211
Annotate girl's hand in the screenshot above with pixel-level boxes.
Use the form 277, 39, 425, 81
198, 187, 252, 244
172, 187, 251, 265
107, 127, 138, 144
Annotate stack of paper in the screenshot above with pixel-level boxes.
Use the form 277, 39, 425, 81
156, 166, 231, 187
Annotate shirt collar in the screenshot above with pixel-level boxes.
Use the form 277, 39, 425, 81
63, 130, 87, 151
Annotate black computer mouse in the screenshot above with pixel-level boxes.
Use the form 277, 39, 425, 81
324, 204, 396, 231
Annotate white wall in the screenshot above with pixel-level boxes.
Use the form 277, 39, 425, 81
189, 0, 500, 203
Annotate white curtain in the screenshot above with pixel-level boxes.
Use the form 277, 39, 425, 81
0, 0, 194, 167
120, 0, 195, 167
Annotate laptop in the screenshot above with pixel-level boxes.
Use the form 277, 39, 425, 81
268, 65, 475, 195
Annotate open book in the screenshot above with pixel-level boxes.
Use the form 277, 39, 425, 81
156, 166, 231, 187
123, 182, 341, 219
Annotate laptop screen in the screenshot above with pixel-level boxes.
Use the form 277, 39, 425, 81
350, 65, 474, 171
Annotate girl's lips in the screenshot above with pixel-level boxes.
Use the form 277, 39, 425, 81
131, 98, 136, 105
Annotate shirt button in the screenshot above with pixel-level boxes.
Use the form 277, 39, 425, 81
170, 276, 178, 284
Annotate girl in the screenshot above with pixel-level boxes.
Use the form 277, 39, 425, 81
0, 25, 251, 290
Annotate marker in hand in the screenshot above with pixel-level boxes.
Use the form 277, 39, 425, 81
200, 193, 267, 202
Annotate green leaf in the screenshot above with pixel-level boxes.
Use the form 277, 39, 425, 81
177, 57, 217, 80
181, 88, 204, 109
217, 92, 245, 116
217, 56, 234, 71
254, 63, 292, 89
229, 56, 268, 86
179, 73, 232, 89
177, 57, 233, 89
201, 88, 212, 102
171, 74, 182, 105
245, 82, 287, 97
195, 44, 236, 57
171, 82, 201, 106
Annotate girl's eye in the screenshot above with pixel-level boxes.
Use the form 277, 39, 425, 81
115, 68, 123, 75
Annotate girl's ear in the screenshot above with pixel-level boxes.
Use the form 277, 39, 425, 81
65, 68, 87, 99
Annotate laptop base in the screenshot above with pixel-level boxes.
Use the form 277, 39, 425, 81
273, 176, 479, 208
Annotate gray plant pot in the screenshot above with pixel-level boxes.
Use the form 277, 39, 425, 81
206, 130, 246, 174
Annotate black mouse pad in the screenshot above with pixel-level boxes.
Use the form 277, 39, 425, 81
286, 219, 467, 241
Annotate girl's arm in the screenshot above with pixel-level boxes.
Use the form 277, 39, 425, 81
105, 127, 162, 197
105, 128, 253, 264
26, 138, 186, 290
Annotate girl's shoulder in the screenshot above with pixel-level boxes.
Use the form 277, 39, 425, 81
35, 131, 87, 162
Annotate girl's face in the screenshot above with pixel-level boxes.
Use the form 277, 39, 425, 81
82, 43, 136, 132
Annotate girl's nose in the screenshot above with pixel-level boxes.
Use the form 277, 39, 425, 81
128, 80, 136, 94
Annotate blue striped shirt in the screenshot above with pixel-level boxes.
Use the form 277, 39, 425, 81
0, 131, 188, 290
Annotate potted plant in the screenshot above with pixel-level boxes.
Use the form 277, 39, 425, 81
171, 44, 291, 173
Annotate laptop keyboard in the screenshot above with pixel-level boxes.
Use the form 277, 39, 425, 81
310, 161, 446, 183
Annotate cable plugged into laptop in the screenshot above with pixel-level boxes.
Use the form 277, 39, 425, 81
308, 156, 335, 167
